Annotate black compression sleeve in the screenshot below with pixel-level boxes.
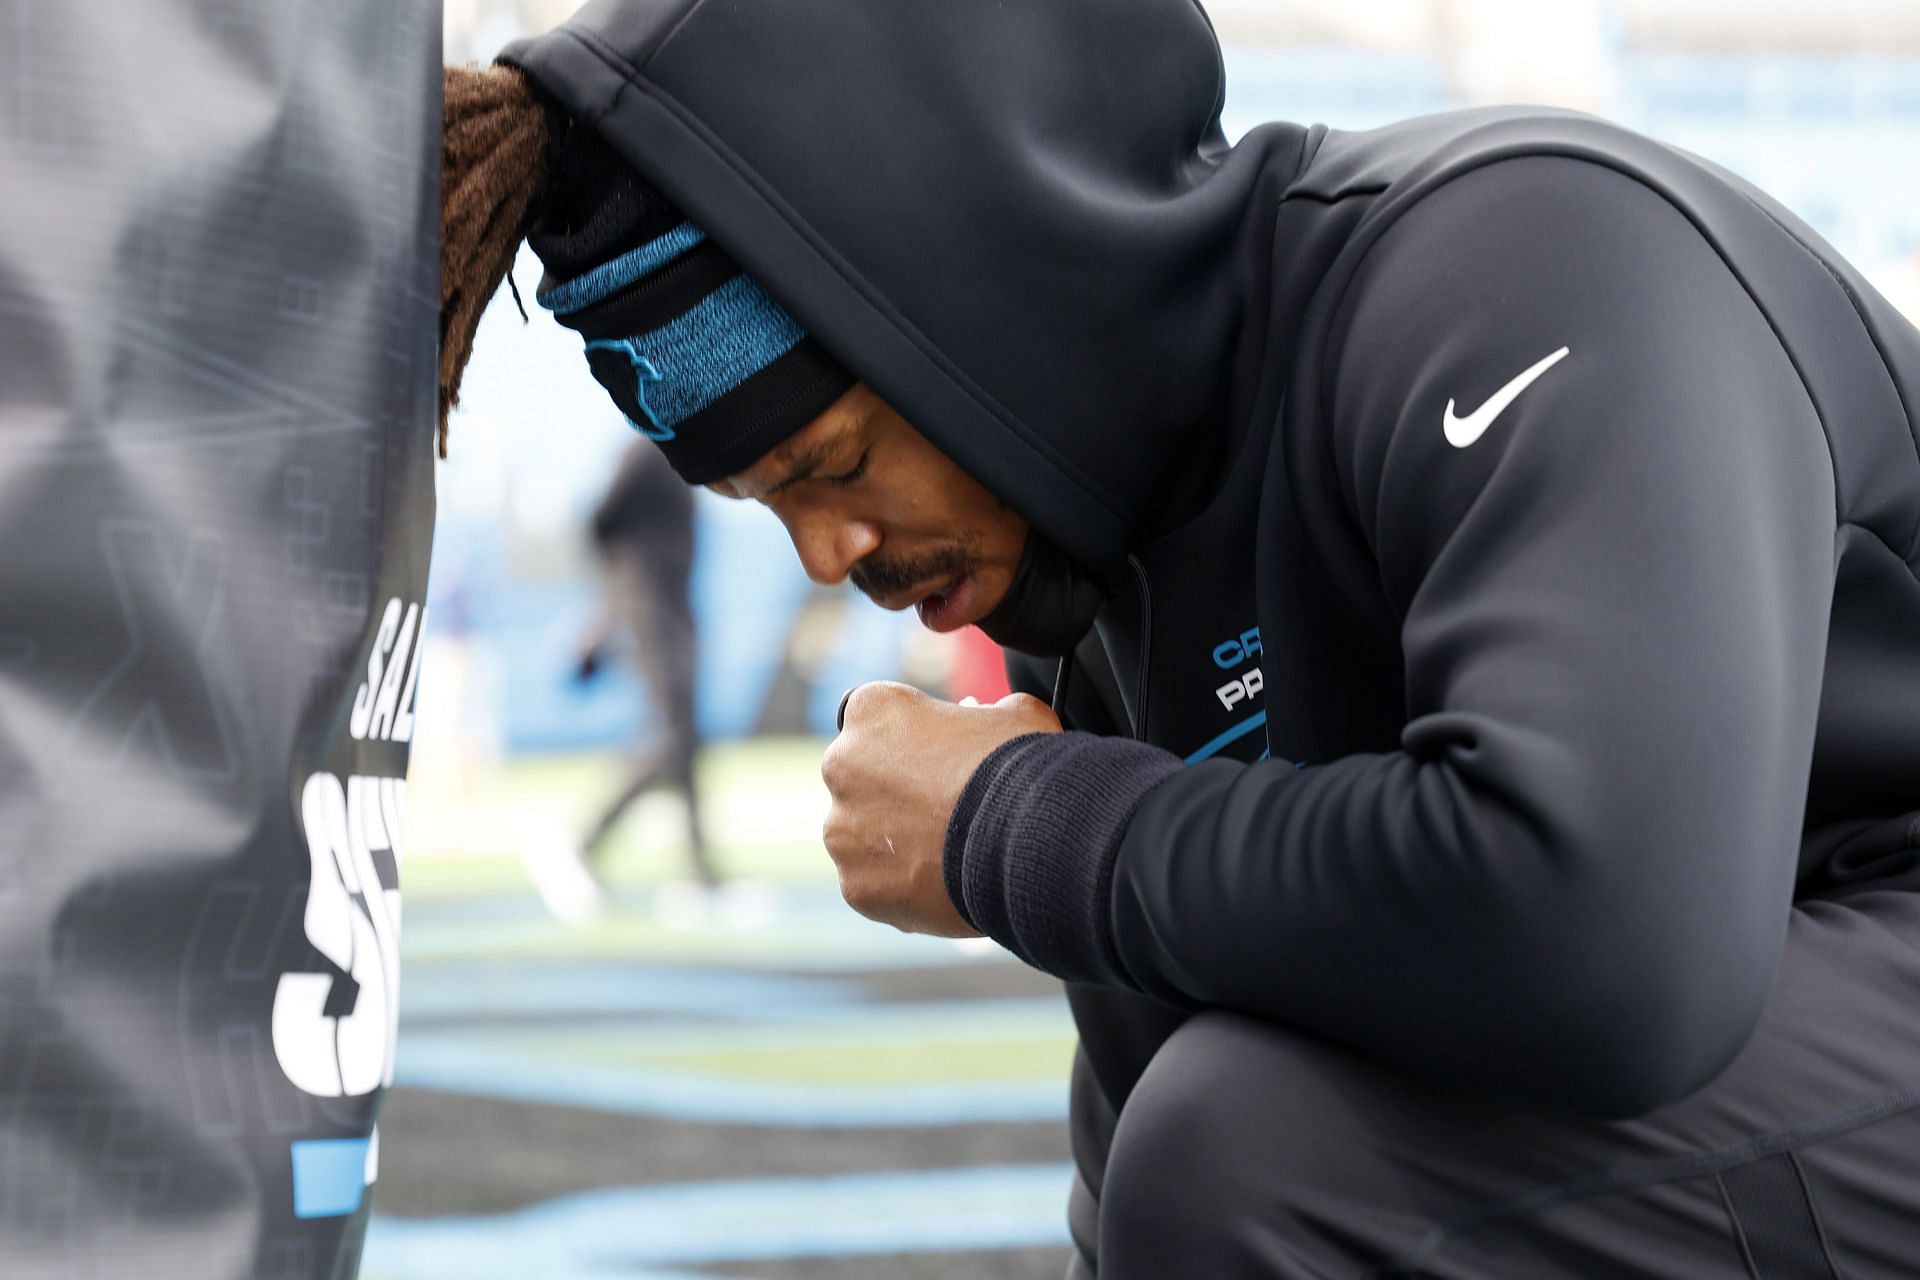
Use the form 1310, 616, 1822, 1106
943, 732, 1180, 984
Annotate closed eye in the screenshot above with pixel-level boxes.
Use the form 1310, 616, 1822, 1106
826, 450, 870, 486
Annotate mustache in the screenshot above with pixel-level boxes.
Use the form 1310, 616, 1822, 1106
850, 544, 975, 600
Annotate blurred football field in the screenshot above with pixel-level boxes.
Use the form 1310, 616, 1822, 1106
362, 738, 1077, 1280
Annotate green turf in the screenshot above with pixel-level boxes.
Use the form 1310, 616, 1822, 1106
402, 737, 842, 902
581, 1035, 1078, 1086
403, 904, 960, 968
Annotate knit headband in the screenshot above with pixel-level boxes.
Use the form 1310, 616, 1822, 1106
529, 120, 853, 484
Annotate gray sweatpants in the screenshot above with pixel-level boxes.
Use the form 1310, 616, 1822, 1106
1070, 890, 1920, 1278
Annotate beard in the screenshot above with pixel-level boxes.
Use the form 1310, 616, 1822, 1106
848, 530, 1106, 660
849, 540, 978, 602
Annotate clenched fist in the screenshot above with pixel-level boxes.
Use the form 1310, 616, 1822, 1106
822, 682, 1062, 936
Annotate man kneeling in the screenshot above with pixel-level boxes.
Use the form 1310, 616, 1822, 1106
441, 3, 1920, 1273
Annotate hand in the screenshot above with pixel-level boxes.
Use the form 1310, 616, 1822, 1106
822, 682, 1062, 936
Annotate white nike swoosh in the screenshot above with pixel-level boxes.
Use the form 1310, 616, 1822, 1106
1443, 346, 1572, 448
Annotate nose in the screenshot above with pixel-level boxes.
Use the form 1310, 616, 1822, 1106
787, 509, 881, 586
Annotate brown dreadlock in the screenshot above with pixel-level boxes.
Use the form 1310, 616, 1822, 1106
439, 63, 552, 458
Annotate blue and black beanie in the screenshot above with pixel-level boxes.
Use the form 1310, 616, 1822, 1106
528, 121, 853, 484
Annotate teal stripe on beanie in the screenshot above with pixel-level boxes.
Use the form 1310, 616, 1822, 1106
583, 274, 807, 439
537, 220, 707, 315
526, 115, 852, 482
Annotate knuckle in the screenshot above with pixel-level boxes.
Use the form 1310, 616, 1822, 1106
820, 740, 853, 790
838, 872, 877, 919
821, 812, 850, 852
845, 680, 915, 724
841, 684, 876, 725
843, 682, 882, 723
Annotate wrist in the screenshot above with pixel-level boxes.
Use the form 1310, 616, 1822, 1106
942, 731, 1182, 985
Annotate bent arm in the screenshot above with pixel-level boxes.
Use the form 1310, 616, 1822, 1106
948, 158, 1838, 1116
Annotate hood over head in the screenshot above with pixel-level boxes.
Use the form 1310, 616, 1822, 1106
503, 0, 1304, 574
527, 117, 856, 484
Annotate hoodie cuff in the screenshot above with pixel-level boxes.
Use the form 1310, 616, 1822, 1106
943, 732, 1183, 986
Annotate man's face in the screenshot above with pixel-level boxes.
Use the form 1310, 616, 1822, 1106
708, 383, 1029, 632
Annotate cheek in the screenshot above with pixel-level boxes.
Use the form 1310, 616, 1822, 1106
866, 484, 950, 535
866, 438, 1020, 551
894, 500, 992, 555
973, 499, 1030, 564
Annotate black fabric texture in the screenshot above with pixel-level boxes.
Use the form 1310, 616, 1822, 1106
1719, 1153, 1842, 1280
943, 731, 1182, 986
580, 335, 852, 485
0, 1, 438, 1268
532, 117, 683, 279
526, 109, 853, 484
1097, 153, 1855, 1120
564, 237, 742, 338
1078, 894, 1920, 1278
975, 530, 1112, 659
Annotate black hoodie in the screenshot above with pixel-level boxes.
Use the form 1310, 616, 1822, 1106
503, 0, 1920, 1150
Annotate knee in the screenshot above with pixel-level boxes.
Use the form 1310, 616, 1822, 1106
1098, 1013, 1321, 1270
1098, 1011, 1437, 1277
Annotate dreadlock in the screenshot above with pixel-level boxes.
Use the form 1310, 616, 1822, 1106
440, 63, 552, 458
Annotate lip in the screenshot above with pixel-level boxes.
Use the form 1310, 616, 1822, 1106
914, 573, 984, 633
869, 575, 958, 613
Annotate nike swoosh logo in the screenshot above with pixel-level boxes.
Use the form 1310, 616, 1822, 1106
1443, 346, 1571, 448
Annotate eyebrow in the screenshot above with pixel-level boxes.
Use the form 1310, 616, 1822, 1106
764, 437, 841, 498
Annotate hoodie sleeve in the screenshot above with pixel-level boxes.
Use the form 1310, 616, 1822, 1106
945, 155, 1839, 1117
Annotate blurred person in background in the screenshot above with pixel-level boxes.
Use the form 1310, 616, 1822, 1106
521, 440, 716, 922
438, 2, 1920, 1275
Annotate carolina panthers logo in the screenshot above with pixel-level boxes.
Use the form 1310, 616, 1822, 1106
583, 339, 675, 442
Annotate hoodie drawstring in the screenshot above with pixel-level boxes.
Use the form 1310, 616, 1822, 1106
1051, 651, 1076, 718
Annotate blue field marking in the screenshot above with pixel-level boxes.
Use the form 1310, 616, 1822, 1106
395, 887, 1022, 972
396, 1038, 1071, 1128
1185, 711, 1268, 763
398, 962, 867, 1024
662, 994, 1073, 1034
394, 994, 1075, 1128
400, 994, 1075, 1044
365, 1163, 1075, 1278
292, 1138, 372, 1219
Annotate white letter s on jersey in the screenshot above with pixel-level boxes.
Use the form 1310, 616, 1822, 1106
272, 771, 405, 1098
